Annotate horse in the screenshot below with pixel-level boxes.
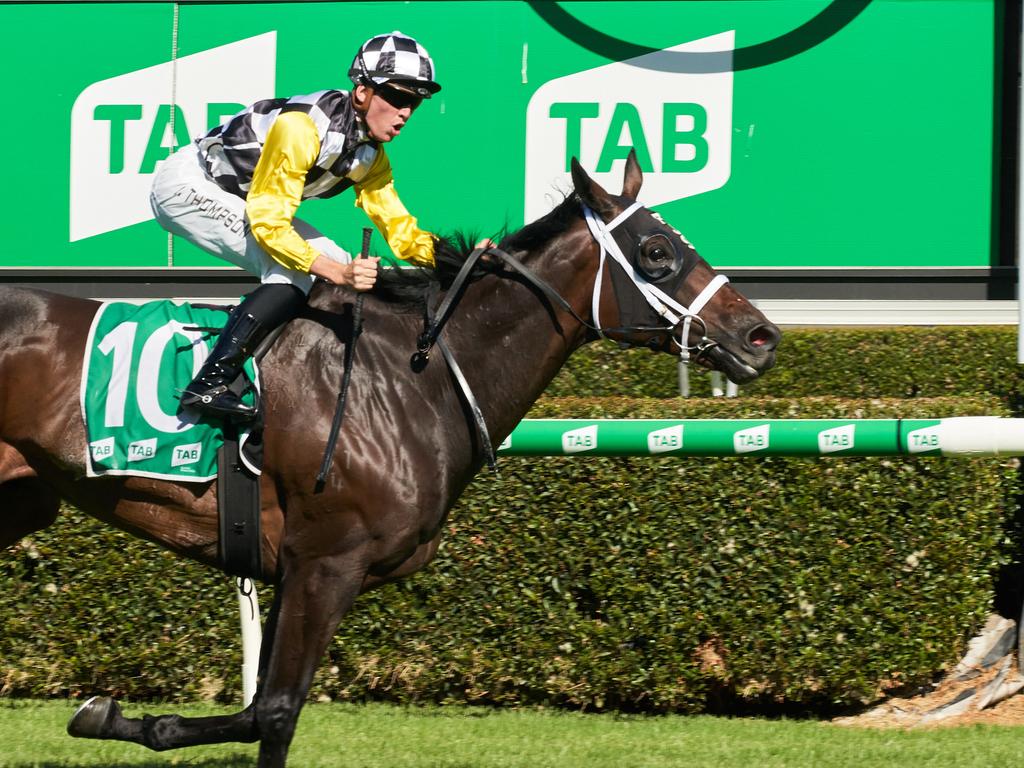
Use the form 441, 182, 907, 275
0, 152, 779, 766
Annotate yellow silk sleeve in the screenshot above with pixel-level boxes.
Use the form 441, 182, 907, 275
354, 149, 435, 268
245, 111, 322, 273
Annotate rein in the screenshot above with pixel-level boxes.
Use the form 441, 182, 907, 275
315, 227, 372, 492
414, 199, 730, 469
417, 202, 730, 362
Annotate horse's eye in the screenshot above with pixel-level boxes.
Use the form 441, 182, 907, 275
637, 234, 679, 281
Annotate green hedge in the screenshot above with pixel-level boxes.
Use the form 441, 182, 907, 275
549, 327, 1023, 402
1, 397, 1017, 713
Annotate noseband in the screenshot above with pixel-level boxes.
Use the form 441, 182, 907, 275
582, 202, 729, 363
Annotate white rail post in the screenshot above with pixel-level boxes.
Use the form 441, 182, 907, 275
236, 578, 262, 707
710, 370, 724, 396
710, 371, 739, 397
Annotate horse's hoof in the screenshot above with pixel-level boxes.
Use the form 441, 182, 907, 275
67, 695, 119, 739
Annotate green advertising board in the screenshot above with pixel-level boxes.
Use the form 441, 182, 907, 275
0, 1, 997, 270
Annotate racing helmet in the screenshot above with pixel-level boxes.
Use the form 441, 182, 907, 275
348, 31, 441, 98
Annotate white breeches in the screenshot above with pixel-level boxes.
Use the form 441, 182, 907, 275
150, 143, 350, 294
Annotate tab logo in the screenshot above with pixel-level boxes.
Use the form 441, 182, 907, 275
907, 426, 942, 454
70, 32, 276, 241
562, 425, 598, 454
89, 436, 115, 462
818, 424, 855, 454
525, 30, 733, 221
171, 442, 202, 468
734, 424, 769, 454
647, 425, 684, 454
127, 438, 158, 462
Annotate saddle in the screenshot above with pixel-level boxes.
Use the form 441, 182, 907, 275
82, 298, 267, 579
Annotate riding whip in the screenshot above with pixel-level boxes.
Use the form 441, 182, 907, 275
315, 227, 372, 492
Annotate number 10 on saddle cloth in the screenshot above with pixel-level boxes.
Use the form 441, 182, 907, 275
81, 300, 259, 482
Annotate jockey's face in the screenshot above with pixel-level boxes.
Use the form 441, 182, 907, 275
356, 83, 423, 143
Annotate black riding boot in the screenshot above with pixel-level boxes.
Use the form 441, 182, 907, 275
180, 284, 307, 421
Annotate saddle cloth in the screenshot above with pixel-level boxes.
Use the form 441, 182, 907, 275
81, 300, 261, 482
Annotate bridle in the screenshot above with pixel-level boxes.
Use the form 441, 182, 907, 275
582, 201, 729, 364
413, 198, 732, 470
417, 199, 730, 367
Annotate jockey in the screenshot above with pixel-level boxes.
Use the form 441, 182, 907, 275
150, 30, 440, 420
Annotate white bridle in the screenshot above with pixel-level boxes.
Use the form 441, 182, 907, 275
582, 202, 729, 362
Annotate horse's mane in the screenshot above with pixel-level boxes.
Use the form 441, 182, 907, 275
499, 191, 579, 254
372, 231, 491, 308
373, 193, 580, 308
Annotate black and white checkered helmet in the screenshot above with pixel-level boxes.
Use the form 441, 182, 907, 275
349, 31, 440, 98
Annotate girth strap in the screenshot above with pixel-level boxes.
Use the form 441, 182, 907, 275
217, 425, 262, 579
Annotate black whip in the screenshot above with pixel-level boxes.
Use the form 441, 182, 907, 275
315, 227, 372, 492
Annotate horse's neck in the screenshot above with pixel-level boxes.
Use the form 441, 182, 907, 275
444, 240, 594, 442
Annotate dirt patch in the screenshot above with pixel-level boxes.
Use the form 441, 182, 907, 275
834, 661, 1024, 729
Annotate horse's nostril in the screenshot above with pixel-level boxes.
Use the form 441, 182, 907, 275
748, 323, 781, 352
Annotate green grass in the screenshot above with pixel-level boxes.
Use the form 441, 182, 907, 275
3, 699, 1024, 767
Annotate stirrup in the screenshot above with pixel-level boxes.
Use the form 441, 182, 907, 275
181, 386, 258, 422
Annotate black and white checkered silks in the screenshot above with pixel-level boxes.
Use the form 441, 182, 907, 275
350, 31, 440, 96
196, 91, 377, 201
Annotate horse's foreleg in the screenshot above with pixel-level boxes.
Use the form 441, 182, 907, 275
67, 589, 266, 750
253, 553, 367, 768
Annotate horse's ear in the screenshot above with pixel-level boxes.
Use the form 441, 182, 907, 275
621, 148, 643, 199
571, 157, 616, 217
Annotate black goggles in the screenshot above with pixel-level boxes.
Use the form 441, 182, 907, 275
376, 86, 423, 111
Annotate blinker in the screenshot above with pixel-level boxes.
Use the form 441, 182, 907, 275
596, 211, 701, 344
636, 231, 685, 283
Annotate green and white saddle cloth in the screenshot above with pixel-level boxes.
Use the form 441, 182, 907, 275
81, 300, 260, 482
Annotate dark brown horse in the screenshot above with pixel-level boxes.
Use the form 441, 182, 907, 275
0, 154, 779, 766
